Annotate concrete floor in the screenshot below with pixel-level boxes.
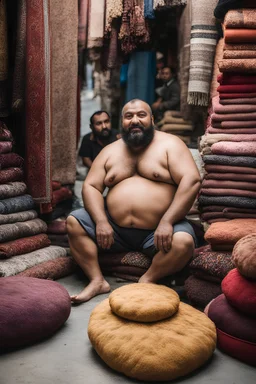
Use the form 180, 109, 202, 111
1, 92, 255, 383
0, 273, 255, 384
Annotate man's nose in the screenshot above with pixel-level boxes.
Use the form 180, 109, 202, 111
102, 122, 106, 128
131, 114, 139, 124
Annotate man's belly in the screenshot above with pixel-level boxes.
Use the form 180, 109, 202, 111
106, 175, 176, 229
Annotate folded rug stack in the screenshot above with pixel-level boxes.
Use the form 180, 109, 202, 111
0, 122, 74, 280
98, 251, 152, 282
205, 234, 256, 366
157, 110, 194, 145
184, 244, 233, 308
197, 9, 256, 224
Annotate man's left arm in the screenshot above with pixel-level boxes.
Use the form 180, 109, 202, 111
154, 137, 201, 253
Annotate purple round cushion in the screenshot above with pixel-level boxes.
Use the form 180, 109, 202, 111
208, 294, 256, 343
222, 268, 256, 317
1, 276, 71, 349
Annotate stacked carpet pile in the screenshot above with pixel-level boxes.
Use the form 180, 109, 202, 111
41, 180, 73, 220
157, 110, 195, 145
185, 218, 256, 307
98, 251, 152, 282
198, 9, 256, 225
205, 234, 256, 366
0, 123, 75, 279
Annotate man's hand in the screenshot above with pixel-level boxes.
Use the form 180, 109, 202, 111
154, 221, 173, 253
96, 221, 114, 250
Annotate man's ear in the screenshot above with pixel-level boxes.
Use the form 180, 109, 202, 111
151, 115, 155, 125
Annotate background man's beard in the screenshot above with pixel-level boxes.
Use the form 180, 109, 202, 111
92, 128, 111, 140
121, 124, 155, 149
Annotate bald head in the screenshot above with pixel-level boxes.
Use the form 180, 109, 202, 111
122, 99, 153, 117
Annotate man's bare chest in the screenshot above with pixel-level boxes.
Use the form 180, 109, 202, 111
104, 152, 174, 187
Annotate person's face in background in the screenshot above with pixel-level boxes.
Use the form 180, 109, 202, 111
161, 67, 172, 83
91, 112, 111, 140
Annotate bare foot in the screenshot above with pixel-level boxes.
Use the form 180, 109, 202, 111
70, 279, 111, 304
138, 275, 154, 283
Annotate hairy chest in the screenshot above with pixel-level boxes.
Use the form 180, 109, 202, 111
104, 151, 174, 187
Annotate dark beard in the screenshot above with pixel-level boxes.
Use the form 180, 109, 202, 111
121, 124, 155, 149
92, 128, 111, 141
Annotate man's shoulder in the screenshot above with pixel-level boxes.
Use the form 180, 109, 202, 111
155, 130, 185, 148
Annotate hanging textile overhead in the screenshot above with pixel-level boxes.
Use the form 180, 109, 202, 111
105, 0, 123, 32
12, 0, 26, 112
187, 0, 218, 106
0, 0, 8, 117
87, 0, 105, 48
50, 0, 78, 185
78, 0, 89, 51
26, 0, 52, 205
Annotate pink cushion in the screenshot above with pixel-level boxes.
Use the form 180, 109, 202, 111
232, 234, 256, 279
222, 268, 256, 317
0, 276, 71, 349
216, 328, 256, 366
207, 294, 256, 343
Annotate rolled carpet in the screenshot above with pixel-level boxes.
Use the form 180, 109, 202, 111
198, 195, 256, 209
0, 194, 35, 214
213, 103, 256, 114
0, 234, 51, 259
204, 164, 256, 175
212, 120, 256, 127
0, 141, 12, 154
205, 173, 256, 182
204, 219, 256, 246
17, 256, 76, 279
0, 209, 38, 225
0, 245, 67, 277
0, 218, 47, 243
223, 50, 256, 59
217, 83, 256, 94
212, 111, 256, 122
0, 182, 27, 199
201, 188, 256, 198
224, 29, 256, 44
211, 141, 256, 157
0, 123, 12, 141
0, 167, 24, 184
203, 155, 256, 167
0, 153, 24, 169
224, 9, 256, 29
47, 234, 69, 247
52, 187, 72, 205
184, 275, 222, 308
218, 73, 256, 85
202, 179, 256, 191
219, 59, 256, 73
207, 127, 256, 135
224, 43, 256, 51
220, 98, 256, 105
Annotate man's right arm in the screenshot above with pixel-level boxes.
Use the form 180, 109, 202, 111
82, 147, 114, 249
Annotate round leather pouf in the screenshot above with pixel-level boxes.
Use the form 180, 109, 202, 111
232, 234, 256, 279
222, 268, 256, 317
88, 285, 216, 381
207, 294, 256, 343
1, 276, 71, 349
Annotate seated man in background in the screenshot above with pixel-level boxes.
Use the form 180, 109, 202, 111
152, 67, 180, 122
78, 110, 118, 169
67, 99, 201, 304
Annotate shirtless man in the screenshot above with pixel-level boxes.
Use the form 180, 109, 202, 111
67, 99, 201, 303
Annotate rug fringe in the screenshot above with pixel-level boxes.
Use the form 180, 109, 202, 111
187, 92, 209, 107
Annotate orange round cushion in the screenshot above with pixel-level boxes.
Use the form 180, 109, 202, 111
109, 283, 180, 322
222, 268, 256, 317
232, 234, 256, 279
88, 285, 216, 381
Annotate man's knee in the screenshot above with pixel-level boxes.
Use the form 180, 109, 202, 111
172, 232, 194, 255
66, 216, 87, 237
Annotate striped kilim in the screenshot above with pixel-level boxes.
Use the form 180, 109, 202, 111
188, 0, 218, 106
